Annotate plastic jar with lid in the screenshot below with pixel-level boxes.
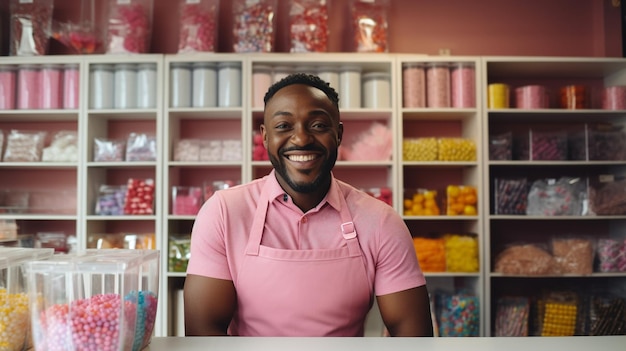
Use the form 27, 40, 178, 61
426, 62, 450, 108
0, 65, 16, 110
170, 62, 192, 108
17, 65, 41, 109
217, 62, 242, 107
41, 64, 63, 109
192, 62, 217, 108
362, 72, 391, 109
402, 63, 426, 108
450, 62, 475, 108
317, 66, 340, 90
137, 63, 157, 108
339, 65, 362, 109
252, 65, 272, 108
62, 64, 80, 109
90, 64, 114, 109
114, 63, 138, 109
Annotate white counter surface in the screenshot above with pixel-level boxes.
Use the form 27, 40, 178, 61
146, 335, 625, 351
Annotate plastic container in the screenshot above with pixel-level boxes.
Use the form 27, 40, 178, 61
114, 63, 138, 109
26, 249, 160, 351
317, 66, 340, 90
62, 64, 80, 109
339, 65, 362, 108
515, 85, 547, 109
0, 65, 16, 110
90, 64, 115, 109
172, 186, 203, 215
217, 62, 242, 107
602, 86, 626, 110
170, 62, 192, 108
272, 65, 293, 84
192, 62, 218, 108
488, 83, 510, 108
560, 85, 587, 109
137, 63, 157, 108
362, 72, 391, 108
450, 62, 475, 108
40, 64, 63, 109
426, 62, 450, 108
252, 65, 273, 108
0, 247, 54, 351
17, 65, 41, 110
402, 62, 426, 108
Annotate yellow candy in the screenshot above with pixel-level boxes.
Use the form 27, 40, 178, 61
403, 138, 438, 161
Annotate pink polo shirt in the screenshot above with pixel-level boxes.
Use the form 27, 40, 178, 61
187, 171, 425, 296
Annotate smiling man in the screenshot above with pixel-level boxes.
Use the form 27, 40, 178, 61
184, 73, 434, 337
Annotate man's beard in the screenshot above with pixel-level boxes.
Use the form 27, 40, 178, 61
269, 148, 337, 194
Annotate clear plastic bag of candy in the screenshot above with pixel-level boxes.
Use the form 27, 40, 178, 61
350, 0, 389, 53
126, 133, 157, 161
3, 129, 47, 162
9, 0, 54, 56
289, 0, 329, 53
232, 0, 277, 52
51, 0, 103, 54
177, 0, 220, 53
105, 0, 154, 54
526, 177, 587, 216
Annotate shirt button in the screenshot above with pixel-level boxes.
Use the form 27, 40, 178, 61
301, 217, 307, 224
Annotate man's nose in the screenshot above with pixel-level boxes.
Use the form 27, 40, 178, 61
291, 125, 313, 145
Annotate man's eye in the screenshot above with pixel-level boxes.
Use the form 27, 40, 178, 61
275, 123, 290, 130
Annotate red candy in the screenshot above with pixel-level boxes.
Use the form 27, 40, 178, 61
178, 0, 219, 53
9, 0, 54, 55
124, 178, 155, 215
289, 0, 329, 53
351, 0, 389, 53
106, 1, 152, 54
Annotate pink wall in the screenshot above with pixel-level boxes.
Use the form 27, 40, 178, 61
0, 0, 622, 57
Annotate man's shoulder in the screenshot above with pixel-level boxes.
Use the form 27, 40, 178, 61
214, 177, 265, 204
336, 180, 395, 214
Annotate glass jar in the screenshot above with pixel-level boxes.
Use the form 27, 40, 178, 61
317, 66, 340, 91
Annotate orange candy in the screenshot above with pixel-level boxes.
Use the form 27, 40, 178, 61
446, 185, 478, 216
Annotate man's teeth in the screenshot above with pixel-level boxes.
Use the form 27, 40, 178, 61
288, 154, 317, 162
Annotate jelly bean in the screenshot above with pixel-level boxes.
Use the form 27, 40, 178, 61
233, 0, 277, 53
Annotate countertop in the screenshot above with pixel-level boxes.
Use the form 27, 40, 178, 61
145, 335, 626, 351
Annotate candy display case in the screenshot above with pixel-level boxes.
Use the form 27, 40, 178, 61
26, 249, 159, 351
0, 247, 54, 351
482, 56, 626, 336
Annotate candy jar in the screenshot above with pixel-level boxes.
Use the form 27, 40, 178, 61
178, 0, 220, 53
9, 0, 54, 56
105, 0, 154, 54
232, 0, 278, 53
289, 0, 329, 53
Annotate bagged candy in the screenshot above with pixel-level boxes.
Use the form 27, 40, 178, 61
9, 0, 54, 56
232, 0, 277, 53
105, 0, 154, 54
289, 0, 329, 53
350, 0, 389, 53
178, 0, 220, 53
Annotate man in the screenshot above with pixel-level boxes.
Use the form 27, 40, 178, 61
184, 73, 433, 336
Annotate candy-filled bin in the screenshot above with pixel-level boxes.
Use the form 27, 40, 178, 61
0, 247, 54, 351
26, 249, 160, 351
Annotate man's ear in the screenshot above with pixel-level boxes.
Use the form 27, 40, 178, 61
337, 122, 344, 145
260, 124, 268, 148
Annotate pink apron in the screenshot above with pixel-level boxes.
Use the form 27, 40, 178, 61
229, 180, 373, 336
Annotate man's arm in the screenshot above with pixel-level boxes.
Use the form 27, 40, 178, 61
377, 285, 434, 336
183, 274, 237, 336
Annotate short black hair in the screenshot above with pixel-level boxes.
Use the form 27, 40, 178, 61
263, 73, 340, 111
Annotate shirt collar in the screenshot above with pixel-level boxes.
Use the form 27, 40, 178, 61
266, 170, 342, 212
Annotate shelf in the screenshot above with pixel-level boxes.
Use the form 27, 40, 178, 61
489, 215, 626, 220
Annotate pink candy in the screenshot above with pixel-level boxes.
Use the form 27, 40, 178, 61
106, 1, 152, 54
178, 0, 219, 53
124, 178, 155, 215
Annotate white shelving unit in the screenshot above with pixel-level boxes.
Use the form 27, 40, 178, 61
481, 56, 626, 336
2, 53, 625, 337
396, 55, 485, 336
